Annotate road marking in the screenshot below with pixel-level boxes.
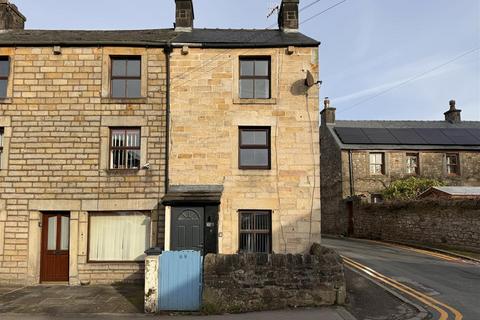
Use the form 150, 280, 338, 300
366, 240, 461, 262
343, 255, 463, 320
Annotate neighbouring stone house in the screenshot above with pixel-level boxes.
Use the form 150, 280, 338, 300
0, 0, 320, 285
320, 98, 480, 235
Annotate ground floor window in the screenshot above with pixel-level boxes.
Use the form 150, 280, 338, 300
239, 210, 272, 253
89, 212, 151, 262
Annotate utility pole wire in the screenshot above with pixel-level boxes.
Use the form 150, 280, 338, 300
171, 0, 347, 89
302, 0, 347, 25
337, 46, 480, 114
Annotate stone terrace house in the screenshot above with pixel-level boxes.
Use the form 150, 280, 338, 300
320, 99, 480, 235
0, 0, 320, 285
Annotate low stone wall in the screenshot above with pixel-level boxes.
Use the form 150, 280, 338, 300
352, 200, 480, 252
202, 244, 346, 313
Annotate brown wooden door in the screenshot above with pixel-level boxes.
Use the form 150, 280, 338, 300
40, 213, 70, 282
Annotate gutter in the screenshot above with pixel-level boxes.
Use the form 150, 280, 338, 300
164, 43, 173, 194
348, 150, 354, 197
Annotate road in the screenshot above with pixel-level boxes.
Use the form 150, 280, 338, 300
323, 237, 480, 320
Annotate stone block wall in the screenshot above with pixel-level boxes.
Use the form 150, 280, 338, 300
169, 46, 320, 254
342, 150, 480, 199
0, 46, 167, 284
202, 244, 345, 313
352, 200, 480, 252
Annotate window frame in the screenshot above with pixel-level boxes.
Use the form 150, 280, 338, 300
406, 152, 420, 175
238, 126, 271, 170
445, 153, 460, 176
238, 56, 271, 99
0, 56, 10, 99
87, 211, 151, 263
109, 56, 142, 99
238, 210, 272, 254
109, 127, 142, 171
369, 152, 385, 175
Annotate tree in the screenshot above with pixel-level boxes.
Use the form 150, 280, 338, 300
382, 176, 445, 201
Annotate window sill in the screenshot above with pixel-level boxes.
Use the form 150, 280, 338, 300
101, 97, 148, 104
105, 169, 144, 176
87, 260, 145, 264
0, 98, 12, 104
233, 98, 277, 105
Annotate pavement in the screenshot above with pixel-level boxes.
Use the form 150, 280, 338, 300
0, 284, 355, 319
344, 268, 419, 320
0, 308, 354, 320
323, 237, 480, 320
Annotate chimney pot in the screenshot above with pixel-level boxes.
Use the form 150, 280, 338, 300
0, 0, 26, 30
320, 97, 336, 125
324, 97, 330, 109
174, 0, 194, 32
444, 99, 462, 123
278, 0, 299, 32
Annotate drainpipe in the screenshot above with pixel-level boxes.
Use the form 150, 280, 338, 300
164, 44, 172, 194
348, 150, 354, 197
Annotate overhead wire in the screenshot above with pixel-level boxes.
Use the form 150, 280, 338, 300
337, 46, 480, 113
171, 0, 347, 90
169, 0, 325, 84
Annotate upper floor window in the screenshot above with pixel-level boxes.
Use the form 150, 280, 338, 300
111, 56, 141, 98
0, 57, 10, 98
239, 57, 271, 99
369, 152, 385, 175
406, 153, 419, 175
239, 127, 271, 170
0, 128, 3, 169
446, 153, 459, 175
110, 128, 141, 170
239, 210, 272, 253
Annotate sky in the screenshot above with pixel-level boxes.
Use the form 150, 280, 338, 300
13, 0, 480, 121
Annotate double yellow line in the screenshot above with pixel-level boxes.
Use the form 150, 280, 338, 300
367, 240, 460, 262
343, 255, 463, 320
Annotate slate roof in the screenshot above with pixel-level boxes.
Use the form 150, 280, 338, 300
328, 120, 480, 151
0, 28, 319, 47
420, 186, 480, 198
161, 185, 224, 205
174, 29, 320, 47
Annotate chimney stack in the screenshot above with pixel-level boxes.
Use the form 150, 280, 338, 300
320, 97, 336, 125
278, 0, 299, 33
174, 0, 194, 32
0, 0, 25, 30
444, 99, 461, 123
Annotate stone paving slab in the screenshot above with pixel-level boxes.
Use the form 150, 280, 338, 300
1, 307, 355, 320
0, 284, 144, 314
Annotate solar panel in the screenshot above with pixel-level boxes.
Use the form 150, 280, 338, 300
414, 128, 454, 145
388, 128, 427, 144
441, 129, 480, 145
467, 129, 480, 140
334, 126, 480, 146
334, 127, 371, 144
362, 128, 399, 144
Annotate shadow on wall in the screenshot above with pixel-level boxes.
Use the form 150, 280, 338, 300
290, 78, 309, 96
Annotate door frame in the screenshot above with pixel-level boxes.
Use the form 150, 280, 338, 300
40, 212, 70, 282
165, 204, 218, 255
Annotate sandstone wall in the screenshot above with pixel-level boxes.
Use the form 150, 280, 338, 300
352, 200, 480, 252
0, 46, 167, 284
343, 150, 480, 199
169, 47, 320, 254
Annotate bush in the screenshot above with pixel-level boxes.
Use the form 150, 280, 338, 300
382, 176, 445, 200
